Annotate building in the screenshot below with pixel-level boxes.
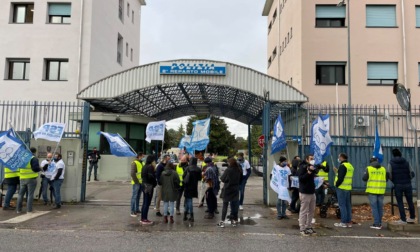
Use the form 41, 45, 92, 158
0, 0, 145, 102
263, 0, 420, 106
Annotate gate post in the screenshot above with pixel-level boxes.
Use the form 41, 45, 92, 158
80, 102, 90, 202
247, 123, 252, 166
262, 100, 271, 205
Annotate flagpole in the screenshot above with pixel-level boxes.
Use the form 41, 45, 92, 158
117, 133, 137, 155
336, 82, 340, 145
8, 122, 30, 151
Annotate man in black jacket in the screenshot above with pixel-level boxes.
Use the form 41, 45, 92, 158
298, 154, 317, 236
155, 154, 170, 217
87, 147, 101, 181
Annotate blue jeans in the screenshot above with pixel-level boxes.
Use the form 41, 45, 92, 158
4, 183, 17, 208
52, 179, 64, 206
336, 188, 352, 223
184, 197, 193, 214
41, 177, 51, 203
394, 183, 416, 221
130, 184, 142, 213
239, 172, 250, 206
141, 187, 153, 220
88, 163, 98, 179
17, 178, 37, 212
164, 201, 175, 216
368, 194, 384, 225
276, 198, 287, 217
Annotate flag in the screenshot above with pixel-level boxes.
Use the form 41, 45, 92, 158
271, 114, 287, 154
33, 122, 66, 142
310, 114, 333, 165
373, 124, 384, 163
0, 129, 33, 171
145, 120, 166, 143
178, 135, 193, 153
189, 118, 210, 151
98, 131, 136, 157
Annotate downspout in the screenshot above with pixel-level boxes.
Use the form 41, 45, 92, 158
401, 0, 407, 87
77, 0, 85, 94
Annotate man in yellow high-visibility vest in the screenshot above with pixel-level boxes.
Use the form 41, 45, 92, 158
130, 152, 144, 217
333, 153, 354, 228
175, 155, 189, 215
2, 165, 19, 210
315, 160, 329, 206
363, 157, 389, 230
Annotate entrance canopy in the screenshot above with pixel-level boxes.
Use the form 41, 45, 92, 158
77, 60, 308, 124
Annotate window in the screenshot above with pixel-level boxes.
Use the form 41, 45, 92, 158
290, 27, 293, 38
12, 3, 34, 23
367, 62, 398, 84
316, 62, 346, 84
126, 42, 128, 57
117, 34, 123, 65
7, 59, 30, 80
132, 10, 134, 23
290, 77, 293, 86
268, 22, 272, 33
131, 48, 133, 61
45, 59, 68, 81
366, 5, 396, 27
119, 0, 124, 22
272, 47, 277, 59
416, 6, 420, 27
127, 3, 130, 16
48, 3, 71, 24
316, 5, 345, 27
268, 56, 272, 67
272, 9, 277, 23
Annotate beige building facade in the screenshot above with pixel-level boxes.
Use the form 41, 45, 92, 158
0, 0, 145, 102
263, 0, 420, 106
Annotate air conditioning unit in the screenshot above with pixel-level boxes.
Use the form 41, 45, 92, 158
354, 116, 370, 127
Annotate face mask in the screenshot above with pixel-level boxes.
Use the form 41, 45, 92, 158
309, 160, 315, 165
281, 162, 287, 167
53, 158, 59, 162
337, 159, 341, 163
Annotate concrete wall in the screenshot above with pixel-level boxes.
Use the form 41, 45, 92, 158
95, 155, 133, 181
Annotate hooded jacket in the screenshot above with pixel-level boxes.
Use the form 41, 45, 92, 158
389, 157, 413, 185
298, 160, 316, 194
183, 157, 202, 198
160, 167, 180, 202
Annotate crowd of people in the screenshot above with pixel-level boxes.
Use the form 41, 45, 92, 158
270, 148, 416, 236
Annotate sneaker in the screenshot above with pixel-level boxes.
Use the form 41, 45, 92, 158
156, 212, 163, 217
2, 206, 15, 211
217, 221, 225, 228
231, 220, 237, 227
407, 218, 415, 224
282, 216, 290, 220
176, 210, 181, 215
393, 220, 407, 225
300, 230, 311, 236
306, 228, 316, 235
140, 219, 153, 225
130, 212, 137, 217
346, 223, 353, 228
277, 216, 284, 220
370, 224, 382, 229
334, 223, 348, 228
239, 205, 243, 210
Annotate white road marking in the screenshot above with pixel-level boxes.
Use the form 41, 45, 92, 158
0, 211, 50, 224
331, 236, 420, 240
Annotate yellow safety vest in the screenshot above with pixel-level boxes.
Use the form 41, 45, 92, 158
19, 157, 38, 179
335, 162, 354, 190
317, 161, 329, 181
176, 163, 184, 186
4, 167, 19, 179
365, 166, 387, 194
131, 160, 143, 185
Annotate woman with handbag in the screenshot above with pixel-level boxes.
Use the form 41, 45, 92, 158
160, 162, 180, 224
140, 155, 157, 225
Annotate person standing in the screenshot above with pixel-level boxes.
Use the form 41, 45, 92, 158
237, 152, 251, 210
130, 152, 144, 217
50, 153, 65, 209
155, 154, 170, 217
16, 147, 40, 214
298, 154, 317, 236
315, 160, 329, 206
288, 156, 300, 213
334, 153, 354, 228
204, 157, 220, 214
217, 158, 242, 228
160, 162, 180, 224
2, 165, 19, 210
175, 156, 189, 215
272, 156, 291, 220
183, 157, 202, 222
389, 148, 416, 224
87, 147, 101, 181
363, 157, 389, 229
140, 155, 157, 225
40, 153, 53, 205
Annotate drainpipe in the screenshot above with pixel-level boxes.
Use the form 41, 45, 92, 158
77, 0, 85, 95
401, 0, 408, 87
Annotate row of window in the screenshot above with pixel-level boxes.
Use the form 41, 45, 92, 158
268, 27, 293, 66
267, 0, 289, 33
6, 58, 68, 81
316, 62, 419, 85
119, 0, 135, 24
316, 5, 420, 28
117, 33, 134, 65
12, 3, 71, 24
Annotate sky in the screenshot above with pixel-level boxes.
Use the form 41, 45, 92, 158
139, 0, 267, 138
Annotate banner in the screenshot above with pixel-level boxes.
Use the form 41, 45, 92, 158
271, 114, 287, 154
310, 114, 333, 165
33, 122, 66, 142
270, 165, 291, 203
145, 120, 166, 143
290, 176, 324, 190
0, 129, 33, 171
189, 118, 210, 151
373, 124, 384, 163
98, 131, 136, 157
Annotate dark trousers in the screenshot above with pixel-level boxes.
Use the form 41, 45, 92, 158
394, 183, 416, 221
141, 188, 153, 220
289, 188, 299, 211
176, 186, 184, 211
221, 200, 239, 221
316, 186, 326, 206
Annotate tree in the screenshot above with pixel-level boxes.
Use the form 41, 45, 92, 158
164, 128, 178, 149
175, 124, 185, 144
249, 125, 263, 157
234, 137, 248, 151
186, 116, 236, 156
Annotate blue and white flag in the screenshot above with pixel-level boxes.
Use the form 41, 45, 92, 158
310, 114, 333, 165
178, 135, 192, 153
190, 118, 210, 151
98, 131, 136, 157
0, 129, 33, 171
33, 122, 66, 142
145, 120, 166, 143
271, 114, 287, 154
373, 124, 384, 163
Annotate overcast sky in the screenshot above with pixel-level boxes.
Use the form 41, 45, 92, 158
139, 0, 267, 138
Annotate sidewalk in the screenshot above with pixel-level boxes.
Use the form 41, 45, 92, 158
1, 176, 419, 237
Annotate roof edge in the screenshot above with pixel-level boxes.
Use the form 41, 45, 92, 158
262, 0, 274, 16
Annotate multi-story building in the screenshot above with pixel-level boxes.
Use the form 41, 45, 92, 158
263, 0, 420, 106
0, 0, 145, 101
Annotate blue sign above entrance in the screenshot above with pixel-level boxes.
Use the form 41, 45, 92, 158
159, 62, 226, 76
